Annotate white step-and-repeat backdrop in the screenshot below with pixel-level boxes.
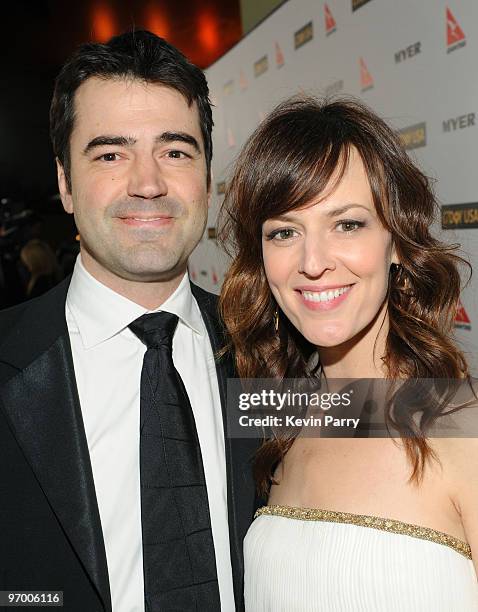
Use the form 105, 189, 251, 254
189, 0, 478, 371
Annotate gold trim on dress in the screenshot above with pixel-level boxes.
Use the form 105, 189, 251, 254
255, 505, 472, 559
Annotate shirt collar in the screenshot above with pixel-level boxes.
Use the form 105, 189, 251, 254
66, 255, 204, 349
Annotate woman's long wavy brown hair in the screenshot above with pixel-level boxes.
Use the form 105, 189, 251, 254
217, 96, 471, 497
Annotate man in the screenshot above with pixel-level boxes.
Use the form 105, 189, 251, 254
0, 31, 257, 611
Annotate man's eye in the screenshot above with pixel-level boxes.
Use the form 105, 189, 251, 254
167, 150, 188, 159
98, 153, 119, 162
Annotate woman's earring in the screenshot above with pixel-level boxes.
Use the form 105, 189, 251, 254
273, 308, 279, 332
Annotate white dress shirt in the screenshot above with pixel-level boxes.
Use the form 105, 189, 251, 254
66, 256, 235, 611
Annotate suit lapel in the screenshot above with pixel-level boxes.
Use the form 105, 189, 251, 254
0, 280, 111, 611
191, 283, 258, 610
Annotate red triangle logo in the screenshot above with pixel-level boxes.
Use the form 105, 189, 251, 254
455, 299, 471, 324
447, 7, 465, 46
360, 57, 373, 89
325, 4, 337, 33
211, 267, 218, 285
275, 41, 284, 67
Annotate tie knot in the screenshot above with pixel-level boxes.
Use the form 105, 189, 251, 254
129, 312, 179, 349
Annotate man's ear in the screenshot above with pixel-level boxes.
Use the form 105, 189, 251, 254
56, 159, 74, 214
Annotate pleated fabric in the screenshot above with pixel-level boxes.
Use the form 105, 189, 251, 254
244, 514, 478, 611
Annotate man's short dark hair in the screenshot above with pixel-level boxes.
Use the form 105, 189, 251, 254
50, 30, 213, 191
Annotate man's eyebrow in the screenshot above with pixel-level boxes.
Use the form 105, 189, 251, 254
83, 136, 136, 155
155, 131, 201, 153
83, 132, 201, 155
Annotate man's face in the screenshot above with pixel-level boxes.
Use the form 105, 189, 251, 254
58, 77, 209, 285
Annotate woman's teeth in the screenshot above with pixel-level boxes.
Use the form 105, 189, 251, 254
302, 285, 351, 303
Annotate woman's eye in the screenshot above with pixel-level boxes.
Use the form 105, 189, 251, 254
336, 220, 364, 232
267, 228, 298, 241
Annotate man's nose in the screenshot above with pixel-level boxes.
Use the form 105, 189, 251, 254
127, 155, 168, 199
298, 236, 337, 278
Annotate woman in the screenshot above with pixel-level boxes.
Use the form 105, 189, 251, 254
218, 97, 478, 610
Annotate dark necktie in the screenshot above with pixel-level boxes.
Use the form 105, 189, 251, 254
129, 312, 221, 611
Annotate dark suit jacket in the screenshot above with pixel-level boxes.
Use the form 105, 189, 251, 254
0, 277, 258, 611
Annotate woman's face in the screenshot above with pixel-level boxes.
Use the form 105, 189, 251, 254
261, 148, 398, 348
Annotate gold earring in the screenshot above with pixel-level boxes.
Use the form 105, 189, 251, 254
273, 309, 279, 332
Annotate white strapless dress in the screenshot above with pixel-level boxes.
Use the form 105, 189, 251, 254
244, 505, 478, 611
